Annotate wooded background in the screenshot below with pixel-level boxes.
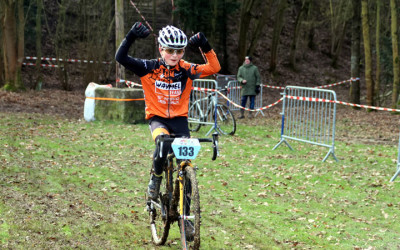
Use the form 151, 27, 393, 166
0, 0, 399, 108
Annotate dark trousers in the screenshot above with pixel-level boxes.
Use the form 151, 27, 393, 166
241, 95, 256, 109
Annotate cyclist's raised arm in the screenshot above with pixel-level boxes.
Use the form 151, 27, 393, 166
115, 22, 156, 77
187, 32, 221, 78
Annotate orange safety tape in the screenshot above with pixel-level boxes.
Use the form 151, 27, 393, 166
86, 97, 144, 101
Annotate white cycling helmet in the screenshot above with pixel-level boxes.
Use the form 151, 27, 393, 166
158, 25, 187, 49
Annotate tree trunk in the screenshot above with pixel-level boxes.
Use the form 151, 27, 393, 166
152, 0, 157, 58
55, 0, 69, 90
35, 0, 43, 90
210, 0, 218, 47
237, 0, 256, 67
289, 0, 309, 70
0, 27, 3, 85
270, 0, 287, 73
247, 1, 270, 57
2, 0, 23, 91
17, 0, 24, 66
349, 0, 361, 105
329, 0, 351, 68
221, 0, 229, 73
361, 0, 374, 106
374, 0, 381, 105
390, 0, 399, 109
331, 21, 348, 68
115, 0, 125, 87
306, 0, 316, 51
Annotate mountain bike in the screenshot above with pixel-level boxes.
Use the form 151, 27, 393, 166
147, 133, 219, 250
188, 88, 236, 136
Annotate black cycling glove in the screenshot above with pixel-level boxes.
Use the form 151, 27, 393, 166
189, 32, 212, 53
126, 22, 150, 41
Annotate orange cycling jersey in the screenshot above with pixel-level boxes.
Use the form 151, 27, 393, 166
116, 41, 221, 120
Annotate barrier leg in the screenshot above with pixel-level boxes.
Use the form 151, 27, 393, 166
322, 148, 338, 162
205, 126, 218, 136
255, 110, 265, 117
272, 139, 294, 151
390, 165, 400, 182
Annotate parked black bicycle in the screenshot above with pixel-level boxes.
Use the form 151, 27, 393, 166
188, 88, 236, 136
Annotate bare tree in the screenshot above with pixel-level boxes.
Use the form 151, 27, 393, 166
270, 0, 287, 73
349, 0, 361, 105
289, 0, 313, 70
237, 0, 257, 67
115, 0, 125, 88
390, 0, 399, 109
374, 0, 381, 105
55, 0, 69, 90
35, 0, 43, 90
328, 0, 352, 68
1, 0, 24, 90
361, 0, 374, 106
247, 1, 271, 57
0, 4, 5, 85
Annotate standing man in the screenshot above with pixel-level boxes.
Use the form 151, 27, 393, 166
237, 56, 261, 119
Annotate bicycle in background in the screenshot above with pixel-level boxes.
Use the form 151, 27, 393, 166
147, 133, 219, 249
188, 88, 236, 136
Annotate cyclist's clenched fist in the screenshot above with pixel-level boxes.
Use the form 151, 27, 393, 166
128, 22, 150, 40
189, 32, 212, 53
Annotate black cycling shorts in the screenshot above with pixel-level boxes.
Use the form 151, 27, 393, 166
149, 116, 190, 141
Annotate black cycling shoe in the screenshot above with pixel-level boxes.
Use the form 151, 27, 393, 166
147, 174, 162, 201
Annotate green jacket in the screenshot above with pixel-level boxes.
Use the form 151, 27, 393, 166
237, 62, 261, 96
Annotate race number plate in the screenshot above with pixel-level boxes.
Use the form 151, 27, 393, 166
171, 138, 201, 160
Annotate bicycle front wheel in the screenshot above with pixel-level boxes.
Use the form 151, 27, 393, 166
149, 169, 173, 245
179, 166, 201, 249
214, 104, 236, 135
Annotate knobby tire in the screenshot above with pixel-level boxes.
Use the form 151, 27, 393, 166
180, 167, 201, 250
149, 166, 173, 245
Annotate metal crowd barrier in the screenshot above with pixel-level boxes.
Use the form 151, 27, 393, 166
189, 79, 219, 135
226, 80, 241, 111
273, 86, 338, 162
390, 132, 400, 182
225, 80, 264, 116
216, 74, 236, 88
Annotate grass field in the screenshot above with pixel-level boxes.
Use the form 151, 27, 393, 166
1, 111, 399, 249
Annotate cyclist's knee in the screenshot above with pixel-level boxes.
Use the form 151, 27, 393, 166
152, 128, 169, 141
153, 134, 171, 174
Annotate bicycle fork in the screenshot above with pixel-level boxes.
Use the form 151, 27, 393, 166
178, 163, 194, 221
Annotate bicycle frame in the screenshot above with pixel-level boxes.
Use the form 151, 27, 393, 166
149, 133, 218, 249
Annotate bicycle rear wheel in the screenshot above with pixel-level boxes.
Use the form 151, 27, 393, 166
214, 104, 236, 135
179, 166, 200, 249
149, 168, 173, 245
188, 103, 201, 132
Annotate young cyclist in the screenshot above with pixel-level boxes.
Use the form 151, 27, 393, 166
115, 22, 221, 203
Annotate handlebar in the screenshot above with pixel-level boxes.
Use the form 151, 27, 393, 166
157, 132, 219, 161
